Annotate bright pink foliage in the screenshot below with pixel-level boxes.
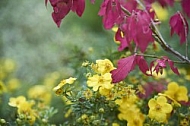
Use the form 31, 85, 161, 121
150, 56, 179, 75
116, 9, 154, 52
46, 0, 85, 27
98, 0, 137, 29
169, 12, 189, 44
181, 0, 190, 18
111, 55, 150, 83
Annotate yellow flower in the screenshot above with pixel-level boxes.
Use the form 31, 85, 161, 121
164, 82, 188, 102
87, 73, 113, 91
83, 88, 93, 99
3, 59, 16, 73
0, 81, 7, 94
28, 85, 51, 104
148, 96, 173, 123
92, 59, 115, 74
17, 100, 36, 125
7, 78, 20, 92
152, 2, 169, 21
99, 87, 115, 100
8, 96, 26, 107
53, 77, 77, 95
118, 105, 145, 126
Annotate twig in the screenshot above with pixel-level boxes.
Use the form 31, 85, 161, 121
136, 53, 188, 64
135, 0, 190, 64
178, 11, 189, 59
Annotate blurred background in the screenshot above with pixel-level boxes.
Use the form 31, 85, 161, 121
0, 0, 116, 85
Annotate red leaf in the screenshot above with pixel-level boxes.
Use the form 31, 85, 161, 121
169, 12, 189, 44
181, 0, 190, 18
71, 0, 85, 17
111, 55, 136, 83
136, 56, 151, 76
167, 59, 180, 75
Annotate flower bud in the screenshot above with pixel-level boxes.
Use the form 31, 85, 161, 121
99, 108, 104, 113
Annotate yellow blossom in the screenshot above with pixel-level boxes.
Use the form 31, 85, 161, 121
17, 100, 36, 125
180, 118, 189, 126
7, 78, 20, 92
0, 81, 7, 94
92, 59, 115, 74
3, 59, 16, 73
87, 73, 113, 91
164, 82, 188, 102
8, 96, 26, 107
148, 96, 173, 123
152, 2, 169, 21
118, 105, 145, 126
83, 88, 93, 99
28, 85, 51, 104
99, 87, 115, 100
53, 77, 77, 95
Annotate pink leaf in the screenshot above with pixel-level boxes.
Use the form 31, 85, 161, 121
111, 55, 136, 83
136, 56, 151, 76
167, 59, 180, 75
150, 56, 180, 75
50, 0, 72, 27
115, 28, 129, 51
181, 0, 190, 18
169, 12, 189, 44
72, 0, 85, 17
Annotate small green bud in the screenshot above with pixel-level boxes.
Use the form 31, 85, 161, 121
42, 118, 48, 123
16, 118, 22, 124
92, 120, 101, 125
0, 119, 6, 124
90, 115, 96, 121
77, 117, 82, 123
19, 114, 25, 120
99, 108, 104, 113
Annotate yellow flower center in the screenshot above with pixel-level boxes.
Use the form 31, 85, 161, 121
155, 104, 161, 111
98, 77, 104, 83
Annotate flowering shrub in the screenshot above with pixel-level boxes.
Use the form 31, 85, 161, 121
0, 0, 190, 125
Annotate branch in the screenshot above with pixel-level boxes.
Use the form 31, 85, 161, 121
135, 0, 190, 64
136, 54, 188, 64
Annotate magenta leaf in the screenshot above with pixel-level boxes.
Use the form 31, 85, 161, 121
167, 59, 180, 75
71, 0, 85, 17
136, 56, 151, 76
169, 12, 189, 44
46, 0, 85, 27
150, 56, 179, 75
98, 0, 122, 29
49, 0, 72, 27
115, 28, 129, 51
181, 0, 190, 18
125, 10, 154, 52
111, 55, 136, 83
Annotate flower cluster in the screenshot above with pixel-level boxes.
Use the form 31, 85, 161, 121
52, 59, 190, 125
